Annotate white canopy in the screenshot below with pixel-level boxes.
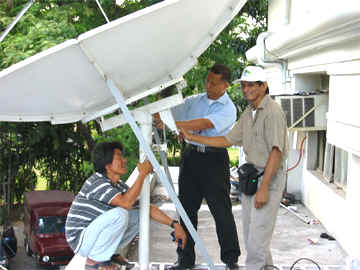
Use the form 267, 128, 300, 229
0, 0, 247, 124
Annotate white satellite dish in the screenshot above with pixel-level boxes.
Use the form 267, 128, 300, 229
0, 0, 246, 124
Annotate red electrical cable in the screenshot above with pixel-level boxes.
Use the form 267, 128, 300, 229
287, 136, 307, 172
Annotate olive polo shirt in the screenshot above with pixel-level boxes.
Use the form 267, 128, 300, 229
225, 95, 288, 168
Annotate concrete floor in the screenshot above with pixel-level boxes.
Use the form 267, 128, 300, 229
8, 166, 347, 270
127, 167, 347, 269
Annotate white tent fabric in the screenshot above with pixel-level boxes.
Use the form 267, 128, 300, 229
0, 0, 247, 124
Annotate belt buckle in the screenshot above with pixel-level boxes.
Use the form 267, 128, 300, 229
197, 145, 206, 153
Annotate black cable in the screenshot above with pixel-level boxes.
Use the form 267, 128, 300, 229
257, 257, 321, 270
290, 258, 321, 270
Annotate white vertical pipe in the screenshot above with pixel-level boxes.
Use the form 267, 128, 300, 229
256, 32, 287, 91
138, 113, 152, 270
283, 0, 290, 26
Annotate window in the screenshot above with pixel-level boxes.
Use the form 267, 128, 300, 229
310, 130, 348, 190
333, 148, 348, 189
316, 131, 326, 172
37, 216, 66, 234
322, 140, 348, 190
323, 142, 334, 181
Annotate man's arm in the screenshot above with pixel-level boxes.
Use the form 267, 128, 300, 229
180, 128, 233, 148
110, 160, 153, 210
175, 118, 213, 131
149, 205, 187, 249
254, 147, 281, 209
153, 113, 213, 132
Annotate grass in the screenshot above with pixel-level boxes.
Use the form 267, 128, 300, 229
227, 147, 239, 167
167, 147, 240, 167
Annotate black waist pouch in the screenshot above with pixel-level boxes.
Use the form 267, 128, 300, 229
237, 163, 264, 196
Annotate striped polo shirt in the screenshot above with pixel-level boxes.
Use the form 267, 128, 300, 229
65, 172, 130, 252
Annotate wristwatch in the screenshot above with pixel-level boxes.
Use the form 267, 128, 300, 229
170, 219, 179, 228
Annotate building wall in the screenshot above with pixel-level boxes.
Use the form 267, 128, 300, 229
268, 0, 360, 32
264, 0, 360, 258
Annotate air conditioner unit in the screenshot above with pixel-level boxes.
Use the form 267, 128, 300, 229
274, 94, 329, 130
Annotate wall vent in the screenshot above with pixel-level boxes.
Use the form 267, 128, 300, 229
274, 94, 328, 130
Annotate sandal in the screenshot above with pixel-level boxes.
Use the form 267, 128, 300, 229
111, 254, 135, 269
85, 260, 120, 270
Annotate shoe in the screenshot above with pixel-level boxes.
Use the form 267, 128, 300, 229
165, 263, 194, 270
85, 261, 120, 270
111, 254, 135, 269
225, 263, 240, 270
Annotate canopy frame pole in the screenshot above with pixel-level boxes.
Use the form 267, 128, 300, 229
107, 79, 215, 270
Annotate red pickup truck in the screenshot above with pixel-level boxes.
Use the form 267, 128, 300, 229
23, 190, 75, 267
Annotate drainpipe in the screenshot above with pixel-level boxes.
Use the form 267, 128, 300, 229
283, 0, 290, 26
256, 32, 287, 90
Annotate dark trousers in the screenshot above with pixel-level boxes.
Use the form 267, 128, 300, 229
177, 147, 240, 266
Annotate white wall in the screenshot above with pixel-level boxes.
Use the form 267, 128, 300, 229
301, 153, 360, 258
260, 2, 360, 257
268, 0, 360, 32
327, 74, 360, 155
283, 71, 360, 257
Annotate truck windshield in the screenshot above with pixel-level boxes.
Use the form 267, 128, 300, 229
37, 216, 66, 234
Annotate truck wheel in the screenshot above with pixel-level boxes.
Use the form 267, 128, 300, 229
24, 238, 32, 256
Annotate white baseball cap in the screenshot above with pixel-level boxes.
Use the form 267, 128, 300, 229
234, 66, 267, 83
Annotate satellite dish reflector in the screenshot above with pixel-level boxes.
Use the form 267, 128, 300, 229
0, 0, 247, 124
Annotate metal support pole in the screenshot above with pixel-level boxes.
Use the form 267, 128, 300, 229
95, 0, 110, 23
0, 0, 34, 43
138, 113, 152, 270
107, 80, 215, 270
143, 98, 175, 191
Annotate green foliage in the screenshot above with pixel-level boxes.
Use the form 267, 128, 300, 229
0, 122, 92, 208
0, 0, 163, 70
227, 83, 248, 118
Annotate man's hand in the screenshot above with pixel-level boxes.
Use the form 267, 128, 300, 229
153, 113, 164, 129
137, 160, 153, 176
179, 128, 193, 141
254, 185, 269, 209
173, 223, 187, 249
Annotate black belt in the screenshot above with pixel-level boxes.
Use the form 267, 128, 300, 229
188, 144, 226, 153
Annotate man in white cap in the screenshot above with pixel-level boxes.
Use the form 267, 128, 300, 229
179, 66, 288, 270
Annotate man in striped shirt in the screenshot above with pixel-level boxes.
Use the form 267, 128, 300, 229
66, 141, 187, 270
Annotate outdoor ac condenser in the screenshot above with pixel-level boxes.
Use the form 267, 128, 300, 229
274, 94, 329, 130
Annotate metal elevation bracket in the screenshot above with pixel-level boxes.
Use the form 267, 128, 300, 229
143, 98, 176, 191
107, 79, 215, 270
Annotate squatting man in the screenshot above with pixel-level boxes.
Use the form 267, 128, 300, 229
65, 141, 187, 270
